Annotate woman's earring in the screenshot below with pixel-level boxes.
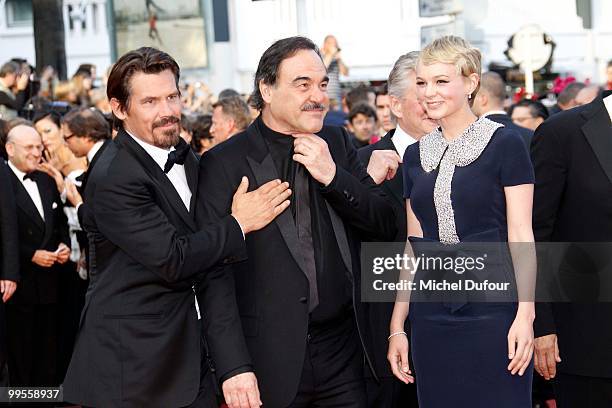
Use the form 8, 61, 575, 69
468, 93, 472, 100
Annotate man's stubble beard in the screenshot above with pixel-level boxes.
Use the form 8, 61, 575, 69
153, 125, 180, 149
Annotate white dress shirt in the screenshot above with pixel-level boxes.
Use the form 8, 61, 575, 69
8, 160, 45, 220
391, 125, 419, 160
127, 132, 192, 210
604, 94, 612, 123
87, 140, 105, 164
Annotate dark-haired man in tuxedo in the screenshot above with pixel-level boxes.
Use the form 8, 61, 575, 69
197, 36, 397, 408
63, 47, 290, 408
5, 124, 71, 386
532, 89, 612, 406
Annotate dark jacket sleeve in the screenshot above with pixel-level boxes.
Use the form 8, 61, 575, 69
91, 163, 247, 284
0, 90, 27, 111
320, 128, 398, 241
0, 161, 20, 281
531, 120, 568, 337
196, 150, 254, 383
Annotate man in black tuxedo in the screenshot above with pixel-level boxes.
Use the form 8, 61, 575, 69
62, 47, 291, 408
472, 71, 533, 147
0, 158, 19, 385
5, 124, 71, 386
197, 36, 398, 408
532, 90, 612, 406
60, 107, 111, 227
358, 51, 435, 408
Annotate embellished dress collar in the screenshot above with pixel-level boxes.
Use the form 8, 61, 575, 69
419, 117, 503, 244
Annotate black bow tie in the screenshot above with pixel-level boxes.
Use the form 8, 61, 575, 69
23, 172, 35, 181
163, 139, 190, 173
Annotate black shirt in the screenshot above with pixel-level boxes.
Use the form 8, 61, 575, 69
256, 117, 353, 327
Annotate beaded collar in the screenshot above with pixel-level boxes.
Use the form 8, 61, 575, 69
419, 117, 503, 244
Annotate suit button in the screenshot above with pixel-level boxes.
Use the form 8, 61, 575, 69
299, 296, 307, 303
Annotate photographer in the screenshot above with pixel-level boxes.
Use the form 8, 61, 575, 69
0, 61, 29, 120
321, 35, 349, 104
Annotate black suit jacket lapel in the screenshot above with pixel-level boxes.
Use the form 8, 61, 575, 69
81, 139, 111, 191
9, 171, 45, 232
37, 174, 56, 247
116, 131, 197, 231
379, 133, 405, 206
245, 122, 312, 279
581, 93, 612, 185
184, 151, 199, 212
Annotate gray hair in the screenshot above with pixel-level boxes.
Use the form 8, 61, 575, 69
387, 51, 420, 99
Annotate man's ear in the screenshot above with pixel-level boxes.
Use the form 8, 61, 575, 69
110, 98, 127, 121
347, 121, 355, 133
260, 80, 273, 105
389, 95, 403, 119
5, 142, 15, 159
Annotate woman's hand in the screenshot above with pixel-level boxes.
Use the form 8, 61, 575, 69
387, 333, 414, 384
507, 313, 534, 376
38, 161, 65, 193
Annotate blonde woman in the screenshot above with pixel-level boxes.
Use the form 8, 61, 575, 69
387, 36, 535, 406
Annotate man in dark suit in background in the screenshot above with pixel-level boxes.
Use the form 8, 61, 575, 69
358, 51, 436, 408
62, 47, 290, 408
0, 158, 19, 386
472, 71, 533, 147
60, 107, 112, 227
197, 36, 397, 408
532, 89, 612, 406
5, 124, 71, 386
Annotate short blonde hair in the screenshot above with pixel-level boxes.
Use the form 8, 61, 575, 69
419, 36, 481, 105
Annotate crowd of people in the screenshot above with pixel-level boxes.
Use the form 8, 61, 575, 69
0, 32, 611, 408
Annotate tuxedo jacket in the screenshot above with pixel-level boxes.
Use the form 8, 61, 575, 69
7, 168, 69, 305
0, 160, 19, 380
196, 121, 398, 408
357, 130, 409, 381
532, 90, 612, 378
0, 160, 19, 283
63, 130, 247, 408
486, 113, 533, 148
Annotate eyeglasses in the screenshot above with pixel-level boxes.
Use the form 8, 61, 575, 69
11, 143, 44, 152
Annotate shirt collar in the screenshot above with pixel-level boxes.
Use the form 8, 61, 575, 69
86, 140, 105, 163
391, 125, 418, 159
126, 130, 175, 171
481, 110, 508, 118
7, 159, 27, 181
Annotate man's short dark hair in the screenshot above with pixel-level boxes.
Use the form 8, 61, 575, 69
0, 61, 20, 78
213, 96, 252, 131
62, 107, 110, 142
107, 47, 180, 126
250, 36, 321, 111
218, 88, 240, 100
345, 85, 374, 111
376, 83, 389, 99
348, 102, 377, 124
510, 99, 549, 120
557, 82, 585, 105
191, 113, 212, 151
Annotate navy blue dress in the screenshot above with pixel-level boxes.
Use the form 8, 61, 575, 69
402, 120, 535, 407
